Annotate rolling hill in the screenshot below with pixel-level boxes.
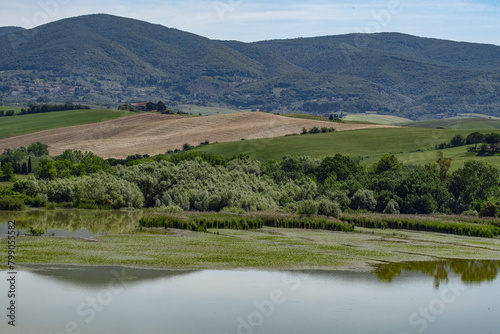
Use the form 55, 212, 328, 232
1, 14, 500, 119
195, 126, 500, 171
0, 109, 134, 139
0, 112, 393, 158
404, 118, 500, 129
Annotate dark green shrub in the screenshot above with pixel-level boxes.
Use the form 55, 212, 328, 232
351, 189, 377, 211
317, 199, 341, 217
297, 200, 319, 216
0, 197, 25, 211
309, 126, 320, 134
383, 199, 400, 214
45, 202, 56, 210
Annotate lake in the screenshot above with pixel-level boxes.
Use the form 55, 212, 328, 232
1, 260, 499, 334
0, 210, 142, 237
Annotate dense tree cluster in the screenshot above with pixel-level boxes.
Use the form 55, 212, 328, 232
2, 145, 500, 215
0, 104, 90, 117
0, 142, 49, 176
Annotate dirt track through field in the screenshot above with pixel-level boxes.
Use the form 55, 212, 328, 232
0, 112, 395, 158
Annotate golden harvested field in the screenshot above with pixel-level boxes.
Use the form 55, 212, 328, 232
0, 112, 395, 158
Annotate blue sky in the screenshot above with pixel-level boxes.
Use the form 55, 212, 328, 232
1, 0, 500, 45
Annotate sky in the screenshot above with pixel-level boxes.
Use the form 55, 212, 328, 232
1, 0, 500, 45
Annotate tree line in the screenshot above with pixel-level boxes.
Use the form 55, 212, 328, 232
437, 132, 500, 153
0, 103, 90, 117
2, 145, 500, 217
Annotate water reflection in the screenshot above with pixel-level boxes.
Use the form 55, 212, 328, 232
21, 264, 196, 287
0, 209, 142, 235
374, 259, 500, 288
1, 266, 499, 334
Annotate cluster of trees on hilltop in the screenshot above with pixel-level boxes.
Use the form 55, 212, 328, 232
0, 103, 90, 117
21, 103, 90, 114
119, 101, 189, 115
3, 146, 500, 217
0, 109, 16, 117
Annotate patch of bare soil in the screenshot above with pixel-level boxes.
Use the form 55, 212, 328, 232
0, 112, 396, 158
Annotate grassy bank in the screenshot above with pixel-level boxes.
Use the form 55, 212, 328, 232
2, 210, 500, 271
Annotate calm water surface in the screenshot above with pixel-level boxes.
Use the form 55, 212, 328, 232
0, 210, 141, 237
1, 261, 499, 334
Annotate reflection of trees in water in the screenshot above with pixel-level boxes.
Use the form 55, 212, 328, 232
0, 210, 142, 233
375, 260, 500, 288
24, 264, 196, 287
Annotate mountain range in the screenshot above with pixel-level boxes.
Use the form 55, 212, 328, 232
1, 14, 499, 120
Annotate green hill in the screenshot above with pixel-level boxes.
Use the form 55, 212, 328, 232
0, 109, 133, 138
254, 33, 500, 119
1, 15, 500, 119
195, 127, 500, 170
0, 106, 23, 114
0, 27, 25, 36
0, 15, 277, 79
405, 118, 500, 129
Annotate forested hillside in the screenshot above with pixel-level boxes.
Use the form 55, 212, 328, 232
1, 14, 500, 119
0, 27, 24, 36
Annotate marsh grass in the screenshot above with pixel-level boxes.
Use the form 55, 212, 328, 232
341, 213, 500, 238
8, 226, 500, 270
139, 212, 354, 232
3, 210, 500, 271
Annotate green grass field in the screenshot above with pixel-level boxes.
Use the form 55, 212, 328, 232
0, 109, 134, 138
0, 106, 23, 114
457, 113, 500, 120
196, 127, 500, 169
394, 146, 500, 170
404, 118, 500, 129
343, 114, 412, 125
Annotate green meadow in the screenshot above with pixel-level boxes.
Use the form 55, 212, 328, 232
196, 126, 500, 169
0, 106, 23, 114
404, 118, 500, 130
0, 109, 134, 138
